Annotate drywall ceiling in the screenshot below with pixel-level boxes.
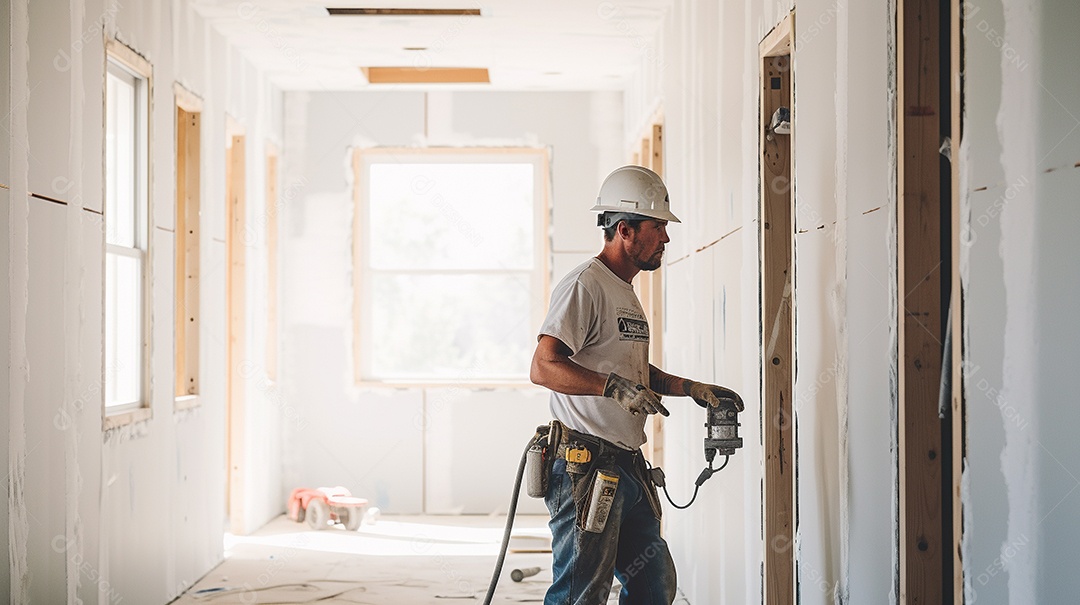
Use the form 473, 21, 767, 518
190, 0, 671, 90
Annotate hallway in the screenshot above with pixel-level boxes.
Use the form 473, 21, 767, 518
171, 515, 558, 605
4, 0, 1080, 603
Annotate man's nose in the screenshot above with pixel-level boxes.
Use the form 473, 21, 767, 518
659, 226, 670, 244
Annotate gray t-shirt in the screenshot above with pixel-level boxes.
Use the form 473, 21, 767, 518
538, 258, 651, 449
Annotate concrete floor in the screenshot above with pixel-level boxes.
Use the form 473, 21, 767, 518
172, 514, 616, 604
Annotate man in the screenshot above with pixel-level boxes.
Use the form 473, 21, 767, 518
530, 165, 743, 605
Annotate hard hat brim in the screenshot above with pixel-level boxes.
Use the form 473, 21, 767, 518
590, 203, 681, 223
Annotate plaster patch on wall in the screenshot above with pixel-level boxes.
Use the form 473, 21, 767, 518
102, 418, 153, 445
8, 0, 32, 599
63, 1, 88, 601
833, 2, 851, 602
957, 91, 974, 602
996, 0, 1041, 600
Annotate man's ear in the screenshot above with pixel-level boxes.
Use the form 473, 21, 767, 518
616, 221, 632, 240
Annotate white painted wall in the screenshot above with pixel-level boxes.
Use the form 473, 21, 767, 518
280, 90, 624, 515
625, 0, 897, 602
961, 0, 1080, 602
1, 0, 12, 592
4, 0, 284, 602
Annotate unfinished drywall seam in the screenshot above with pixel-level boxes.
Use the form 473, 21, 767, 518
834, 3, 851, 603
8, 0, 31, 599
996, 0, 1041, 600
957, 83, 976, 605
63, 0, 87, 601
884, 0, 901, 601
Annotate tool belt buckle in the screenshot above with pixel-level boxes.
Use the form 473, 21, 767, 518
565, 444, 592, 464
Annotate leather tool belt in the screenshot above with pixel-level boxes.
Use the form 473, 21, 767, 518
548, 420, 663, 523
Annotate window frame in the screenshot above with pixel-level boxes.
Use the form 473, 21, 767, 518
103, 39, 153, 428
351, 147, 550, 387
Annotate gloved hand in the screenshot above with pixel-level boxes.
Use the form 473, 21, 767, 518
603, 373, 670, 417
686, 381, 744, 412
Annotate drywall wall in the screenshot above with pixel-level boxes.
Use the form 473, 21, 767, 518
624, 0, 896, 602
961, 0, 1080, 602
280, 89, 623, 514
1, 1, 13, 600
4, 0, 285, 601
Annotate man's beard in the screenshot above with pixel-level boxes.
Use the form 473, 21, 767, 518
633, 251, 663, 271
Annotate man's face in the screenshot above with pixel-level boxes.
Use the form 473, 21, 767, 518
624, 219, 670, 271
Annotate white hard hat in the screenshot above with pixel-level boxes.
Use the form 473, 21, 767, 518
590, 165, 681, 225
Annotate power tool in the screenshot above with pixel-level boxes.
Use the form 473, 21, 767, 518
482, 400, 743, 603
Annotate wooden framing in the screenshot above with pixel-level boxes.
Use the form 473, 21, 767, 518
266, 144, 280, 383
351, 148, 364, 384
760, 12, 795, 605
898, 0, 948, 601
950, 1, 966, 601
631, 118, 666, 468
361, 66, 490, 84
226, 126, 247, 534
175, 88, 201, 402
350, 147, 550, 387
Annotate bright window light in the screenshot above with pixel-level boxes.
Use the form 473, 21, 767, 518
105, 60, 148, 409
358, 154, 547, 382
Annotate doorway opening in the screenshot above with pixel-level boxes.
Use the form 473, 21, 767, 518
226, 124, 247, 535
759, 12, 796, 605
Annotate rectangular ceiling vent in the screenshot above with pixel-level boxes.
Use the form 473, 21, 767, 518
327, 8, 482, 16
361, 67, 490, 84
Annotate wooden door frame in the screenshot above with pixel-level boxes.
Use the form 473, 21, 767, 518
760, 12, 796, 605
949, 1, 965, 600
631, 116, 666, 468
226, 118, 247, 535
897, 0, 964, 601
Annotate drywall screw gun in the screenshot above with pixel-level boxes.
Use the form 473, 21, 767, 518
651, 396, 743, 509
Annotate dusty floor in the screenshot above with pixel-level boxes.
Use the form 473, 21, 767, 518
172, 514, 632, 604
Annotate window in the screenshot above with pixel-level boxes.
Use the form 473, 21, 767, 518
175, 88, 202, 404
353, 149, 548, 383
105, 48, 151, 413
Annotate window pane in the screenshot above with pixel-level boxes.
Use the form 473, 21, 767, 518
369, 273, 533, 380
105, 252, 142, 406
368, 163, 534, 271
106, 68, 136, 247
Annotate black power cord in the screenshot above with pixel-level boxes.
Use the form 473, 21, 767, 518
482, 435, 532, 605
649, 454, 730, 510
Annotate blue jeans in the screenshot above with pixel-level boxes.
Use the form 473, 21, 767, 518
544, 457, 677, 605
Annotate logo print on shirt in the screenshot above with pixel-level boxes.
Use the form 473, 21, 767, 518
617, 316, 649, 342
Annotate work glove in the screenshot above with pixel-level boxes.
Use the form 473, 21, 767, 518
603, 373, 670, 417
686, 381, 745, 412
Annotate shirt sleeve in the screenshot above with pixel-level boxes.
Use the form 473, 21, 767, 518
539, 278, 597, 356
